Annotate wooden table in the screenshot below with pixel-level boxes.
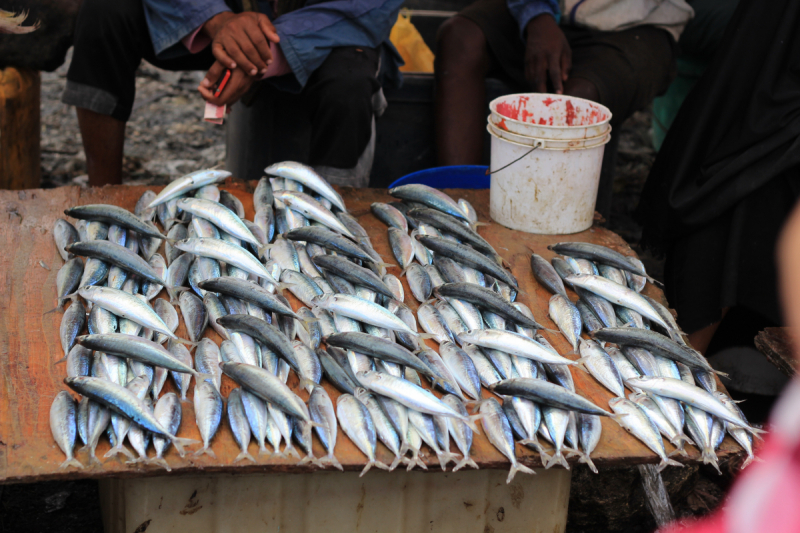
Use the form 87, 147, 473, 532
755, 327, 796, 377
0, 183, 743, 532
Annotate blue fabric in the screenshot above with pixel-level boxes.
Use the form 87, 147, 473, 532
143, 0, 231, 56
141, 0, 402, 91
506, 0, 560, 38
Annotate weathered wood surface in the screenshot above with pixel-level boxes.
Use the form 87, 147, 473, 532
0, 183, 742, 484
0, 67, 41, 189
755, 327, 796, 377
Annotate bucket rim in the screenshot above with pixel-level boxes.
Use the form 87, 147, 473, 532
486, 123, 612, 150
489, 92, 613, 131
487, 116, 612, 144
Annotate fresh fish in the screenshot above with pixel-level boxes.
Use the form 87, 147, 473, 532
198, 277, 298, 319
275, 190, 355, 239
56, 257, 84, 308
193, 339, 221, 392
417, 235, 517, 289
63, 344, 91, 378
405, 264, 433, 303
609, 397, 682, 473
265, 161, 346, 212
622, 346, 660, 377
371, 202, 408, 232
50, 391, 83, 469
529, 253, 567, 297
616, 306, 646, 329
592, 328, 717, 374
434, 300, 468, 341
221, 362, 311, 423
177, 198, 260, 248
416, 348, 465, 398
151, 298, 179, 344
440, 341, 482, 400
65, 376, 197, 455
443, 297, 484, 332
405, 425, 428, 471
148, 392, 181, 470
607, 346, 641, 386
684, 404, 720, 474
409, 229, 433, 265
578, 339, 624, 397
541, 406, 570, 469
576, 300, 604, 336
548, 242, 653, 282
84, 221, 109, 241
598, 264, 626, 286
175, 238, 279, 284
54, 219, 80, 261
435, 256, 467, 284
167, 340, 193, 401
280, 270, 323, 307
158, 198, 181, 231
480, 398, 535, 483
193, 380, 223, 458
305, 385, 341, 470
217, 315, 300, 372
441, 395, 478, 471
357, 371, 477, 429
625, 377, 761, 435
325, 332, 437, 379
194, 184, 221, 203
436, 283, 545, 330
60, 300, 86, 357
408, 409, 457, 470
417, 303, 456, 344
566, 257, 597, 276
491, 378, 612, 416
126, 396, 154, 463
389, 184, 469, 222
575, 413, 602, 473
165, 224, 188, 265
424, 264, 446, 289
314, 294, 419, 336
178, 291, 207, 343
66, 204, 167, 241
630, 394, 692, 455
458, 198, 478, 224
337, 394, 390, 476
459, 329, 576, 366
226, 389, 255, 463
148, 169, 231, 208
567, 274, 669, 331
714, 392, 757, 469
382, 274, 404, 301
355, 389, 406, 470
83, 400, 111, 464
285, 227, 375, 263
408, 207, 500, 260
388, 227, 414, 272
140, 254, 167, 301
624, 257, 648, 293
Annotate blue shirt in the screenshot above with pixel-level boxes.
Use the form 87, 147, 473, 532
142, 0, 404, 91
506, 0, 560, 38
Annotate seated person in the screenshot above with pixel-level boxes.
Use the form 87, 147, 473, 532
62, 0, 403, 188
434, 0, 693, 165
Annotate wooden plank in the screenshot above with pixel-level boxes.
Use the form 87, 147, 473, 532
0, 67, 41, 189
0, 183, 742, 484
755, 327, 796, 377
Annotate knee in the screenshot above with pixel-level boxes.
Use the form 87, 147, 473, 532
564, 77, 600, 104
75, 0, 142, 44
435, 16, 488, 74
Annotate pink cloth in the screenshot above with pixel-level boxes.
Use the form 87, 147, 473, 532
182, 25, 290, 79
660, 380, 800, 533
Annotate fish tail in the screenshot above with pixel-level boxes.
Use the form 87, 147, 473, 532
171, 436, 200, 457
148, 456, 172, 471
235, 450, 257, 464
399, 439, 409, 456
360, 460, 375, 477
375, 460, 391, 471
581, 454, 598, 474
745, 425, 767, 439
507, 462, 536, 484
284, 443, 302, 460
104, 444, 136, 461
322, 453, 344, 471
406, 453, 428, 471
700, 449, 721, 474
53, 355, 68, 365
545, 452, 570, 470
741, 454, 762, 470
417, 332, 437, 340
658, 456, 685, 473
166, 285, 186, 304
466, 414, 482, 435
389, 454, 403, 471
258, 444, 271, 457
193, 446, 217, 459
59, 457, 84, 470
298, 377, 317, 393
668, 442, 689, 458
452, 456, 479, 472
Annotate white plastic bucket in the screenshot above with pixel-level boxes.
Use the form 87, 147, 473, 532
487, 93, 612, 235
489, 93, 611, 140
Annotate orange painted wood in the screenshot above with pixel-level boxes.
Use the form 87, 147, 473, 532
0, 183, 742, 484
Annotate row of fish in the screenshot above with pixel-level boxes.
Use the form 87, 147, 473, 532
530, 243, 761, 471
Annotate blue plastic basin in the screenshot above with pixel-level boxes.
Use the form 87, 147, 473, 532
388, 165, 490, 189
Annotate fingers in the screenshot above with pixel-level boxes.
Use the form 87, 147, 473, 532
533, 52, 548, 93
548, 52, 563, 94
228, 32, 267, 75
243, 23, 272, 72
198, 68, 254, 107
200, 61, 226, 89
258, 14, 280, 43
212, 41, 237, 70
561, 46, 572, 82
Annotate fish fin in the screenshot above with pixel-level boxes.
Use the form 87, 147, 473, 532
320, 453, 344, 471
406, 453, 428, 471
657, 457, 685, 473
257, 444, 271, 457
452, 456, 479, 472
507, 462, 536, 483
712, 369, 730, 378
466, 414, 482, 435
53, 356, 68, 365
741, 455, 762, 470
745, 426, 767, 439
170, 436, 200, 457
147, 457, 172, 471
193, 446, 217, 459
389, 454, 403, 471
418, 332, 437, 340
580, 454, 598, 474
104, 445, 136, 461
360, 460, 375, 477
43, 305, 62, 316
376, 262, 396, 269
399, 439, 409, 456
125, 457, 145, 465
647, 276, 664, 288
610, 413, 630, 424
166, 285, 189, 304
59, 457, 84, 470
284, 443, 302, 460
298, 454, 318, 466
298, 377, 318, 393
435, 452, 448, 471
375, 460, 391, 471
235, 450, 257, 464
545, 452, 570, 470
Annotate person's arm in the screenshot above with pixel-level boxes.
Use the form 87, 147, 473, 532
142, 0, 231, 57
506, 0, 559, 37
269, 0, 405, 90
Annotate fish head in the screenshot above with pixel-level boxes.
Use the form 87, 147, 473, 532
175, 198, 192, 210
173, 238, 192, 252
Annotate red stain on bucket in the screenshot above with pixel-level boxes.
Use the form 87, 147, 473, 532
494, 94, 610, 127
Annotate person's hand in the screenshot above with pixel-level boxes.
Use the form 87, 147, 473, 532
202, 11, 280, 77
524, 14, 571, 94
198, 61, 256, 107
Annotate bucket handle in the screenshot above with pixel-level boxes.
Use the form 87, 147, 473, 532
485, 139, 543, 175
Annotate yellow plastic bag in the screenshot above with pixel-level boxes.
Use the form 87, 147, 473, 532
389, 11, 435, 73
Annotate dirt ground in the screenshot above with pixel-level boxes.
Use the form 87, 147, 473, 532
3, 59, 741, 533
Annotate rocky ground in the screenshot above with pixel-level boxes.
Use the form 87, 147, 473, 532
6, 57, 740, 533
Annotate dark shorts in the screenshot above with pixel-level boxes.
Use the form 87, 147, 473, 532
63, 0, 379, 169
459, 0, 677, 125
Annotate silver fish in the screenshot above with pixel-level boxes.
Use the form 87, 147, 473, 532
194, 184, 220, 203
425, 264, 446, 288
148, 169, 231, 208
315, 294, 418, 336
150, 392, 182, 470
460, 329, 576, 366
440, 341, 482, 400
178, 291, 207, 343
54, 219, 80, 261
56, 257, 84, 308
167, 340, 193, 401
227, 388, 255, 463
221, 362, 310, 422
80, 286, 176, 341
308, 385, 342, 470
371, 202, 409, 232
408, 409, 457, 470
457, 198, 478, 224
355, 388, 406, 470
575, 413, 602, 473
443, 395, 478, 471
275, 190, 355, 239
548, 294, 582, 352
389, 183, 469, 221
388, 227, 414, 272
406, 264, 432, 303
609, 397, 682, 473
219, 190, 246, 219
579, 339, 624, 397
337, 394, 389, 476
630, 393, 692, 455
417, 303, 456, 344
193, 380, 223, 458
50, 391, 83, 469
265, 161, 346, 212
177, 198, 260, 248
60, 300, 86, 357
480, 398, 535, 483
175, 238, 278, 284
382, 274, 404, 301
713, 392, 757, 469
152, 298, 179, 344
684, 404, 720, 474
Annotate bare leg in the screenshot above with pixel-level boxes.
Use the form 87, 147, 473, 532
77, 107, 125, 187
687, 308, 730, 355
435, 16, 491, 166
